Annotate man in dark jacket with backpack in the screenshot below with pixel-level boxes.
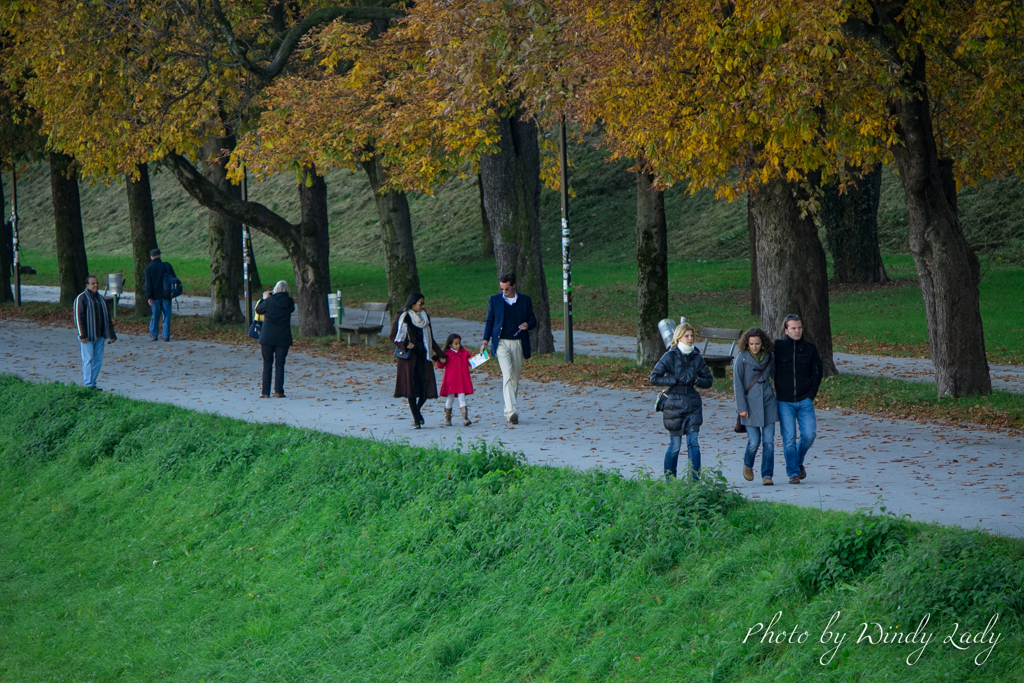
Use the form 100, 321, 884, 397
144, 248, 176, 341
774, 314, 824, 485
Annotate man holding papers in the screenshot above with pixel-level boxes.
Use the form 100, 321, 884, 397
480, 272, 537, 425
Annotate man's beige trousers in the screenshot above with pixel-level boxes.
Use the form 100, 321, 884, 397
496, 338, 524, 418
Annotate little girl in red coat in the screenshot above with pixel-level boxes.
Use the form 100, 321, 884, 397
436, 333, 474, 427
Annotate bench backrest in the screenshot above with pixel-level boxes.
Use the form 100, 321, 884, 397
698, 326, 743, 358
361, 302, 388, 327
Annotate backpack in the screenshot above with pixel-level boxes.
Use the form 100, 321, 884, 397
161, 266, 183, 299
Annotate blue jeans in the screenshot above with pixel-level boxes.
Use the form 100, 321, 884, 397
665, 431, 701, 481
778, 398, 816, 478
743, 423, 776, 478
149, 299, 172, 340
80, 338, 105, 388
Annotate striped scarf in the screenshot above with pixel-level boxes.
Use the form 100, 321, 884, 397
75, 289, 113, 341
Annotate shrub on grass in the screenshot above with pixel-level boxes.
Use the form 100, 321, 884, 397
874, 531, 1024, 622
795, 508, 908, 595
378, 464, 740, 594
2, 376, 84, 467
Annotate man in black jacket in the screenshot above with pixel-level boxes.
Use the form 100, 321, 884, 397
774, 314, 823, 485
144, 248, 175, 341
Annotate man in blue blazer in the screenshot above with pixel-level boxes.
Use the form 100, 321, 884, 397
480, 272, 537, 424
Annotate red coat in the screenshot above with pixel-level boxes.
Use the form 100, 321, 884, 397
436, 347, 474, 396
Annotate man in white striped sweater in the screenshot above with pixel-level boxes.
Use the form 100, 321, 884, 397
74, 275, 117, 390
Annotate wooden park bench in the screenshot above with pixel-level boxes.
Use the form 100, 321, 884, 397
336, 301, 388, 346
697, 326, 743, 378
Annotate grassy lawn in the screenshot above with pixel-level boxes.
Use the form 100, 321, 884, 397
16, 250, 1024, 364
1, 377, 1021, 682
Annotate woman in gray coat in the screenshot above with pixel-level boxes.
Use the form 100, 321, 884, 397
733, 327, 779, 485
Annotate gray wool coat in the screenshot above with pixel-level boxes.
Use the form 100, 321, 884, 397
733, 351, 779, 428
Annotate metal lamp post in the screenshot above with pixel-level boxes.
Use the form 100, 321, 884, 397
559, 115, 574, 363
241, 168, 253, 326
10, 168, 21, 307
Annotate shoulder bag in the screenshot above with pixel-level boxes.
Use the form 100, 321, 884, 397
654, 349, 678, 412
393, 311, 412, 359
247, 311, 264, 340
655, 390, 669, 412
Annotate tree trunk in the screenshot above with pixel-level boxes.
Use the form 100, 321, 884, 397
749, 176, 837, 376
126, 163, 158, 317
49, 152, 89, 306
361, 153, 420, 313
888, 50, 990, 397
820, 164, 888, 284
161, 153, 334, 337
747, 196, 760, 317
478, 173, 494, 259
201, 136, 243, 324
635, 171, 668, 366
479, 113, 555, 354
0, 173, 13, 303
294, 167, 334, 336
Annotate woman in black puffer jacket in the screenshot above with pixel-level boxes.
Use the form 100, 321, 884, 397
254, 280, 296, 398
650, 323, 714, 480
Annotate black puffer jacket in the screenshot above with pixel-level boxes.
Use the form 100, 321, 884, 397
650, 347, 714, 435
255, 293, 296, 347
773, 337, 823, 402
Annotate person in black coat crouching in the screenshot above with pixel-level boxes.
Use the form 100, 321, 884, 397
650, 323, 714, 481
255, 280, 296, 398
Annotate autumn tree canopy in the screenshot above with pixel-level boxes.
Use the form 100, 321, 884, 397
4, 0, 1021, 390
1, 0, 404, 335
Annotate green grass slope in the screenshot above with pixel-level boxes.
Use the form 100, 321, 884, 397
1, 377, 1021, 682
9, 144, 1024, 268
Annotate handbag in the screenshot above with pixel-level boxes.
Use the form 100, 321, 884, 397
247, 311, 264, 340
655, 390, 669, 413
733, 415, 746, 434
735, 355, 770, 433
394, 346, 411, 360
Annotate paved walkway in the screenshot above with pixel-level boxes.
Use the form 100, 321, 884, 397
16, 285, 1024, 394
2, 318, 1022, 537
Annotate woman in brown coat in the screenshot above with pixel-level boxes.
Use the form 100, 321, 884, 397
390, 291, 443, 428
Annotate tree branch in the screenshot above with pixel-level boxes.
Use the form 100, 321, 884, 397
210, 2, 406, 81
161, 153, 300, 253
209, 0, 259, 74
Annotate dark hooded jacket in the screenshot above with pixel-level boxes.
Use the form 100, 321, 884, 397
650, 347, 714, 435
254, 293, 295, 347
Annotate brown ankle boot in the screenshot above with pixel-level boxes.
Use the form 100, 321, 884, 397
443, 408, 452, 427
460, 406, 472, 426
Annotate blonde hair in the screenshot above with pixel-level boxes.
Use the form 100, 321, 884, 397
671, 323, 697, 346
273, 280, 290, 294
